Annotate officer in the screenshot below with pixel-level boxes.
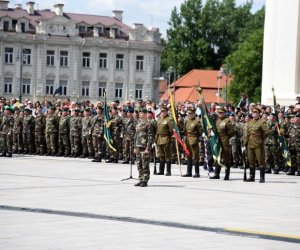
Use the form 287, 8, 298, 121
134, 108, 154, 187
182, 107, 203, 178
57, 107, 71, 157
155, 106, 173, 176
122, 107, 136, 164
0, 106, 14, 157
209, 107, 235, 180
245, 107, 269, 183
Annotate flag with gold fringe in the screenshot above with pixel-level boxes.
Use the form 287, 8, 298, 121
103, 91, 116, 152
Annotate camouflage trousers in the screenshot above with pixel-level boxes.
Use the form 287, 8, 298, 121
92, 134, 105, 158
58, 133, 70, 155
1, 133, 13, 153
265, 144, 281, 170
135, 147, 150, 182
70, 135, 81, 155
231, 142, 242, 167
45, 132, 57, 154
157, 142, 171, 162
204, 138, 214, 167
82, 135, 93, 156
13, 132, 23, 152
109, 134, 120, 160
289, 145, 300, 170
199, 137, 205, 163
35, 132, 46, 154
23, 132, 35, 153
123, 138, 134, 161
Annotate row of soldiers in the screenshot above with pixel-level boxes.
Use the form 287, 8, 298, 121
1, 102, 300, 186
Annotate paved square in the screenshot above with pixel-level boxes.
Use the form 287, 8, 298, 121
0, 155, 299, 249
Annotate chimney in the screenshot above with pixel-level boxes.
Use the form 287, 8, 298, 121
0, 1, 9, 10
112, 10, 123, 22
26, 2, 34, 14
54, 3, 64, 16
15, 4, 22, 9
133, 23, 144, 29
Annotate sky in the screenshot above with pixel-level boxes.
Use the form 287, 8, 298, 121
11, 0, 266, 37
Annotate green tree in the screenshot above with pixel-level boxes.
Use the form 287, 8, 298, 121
226, 28, 264, 104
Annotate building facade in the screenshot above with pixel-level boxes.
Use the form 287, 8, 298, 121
0, 1, 163, 103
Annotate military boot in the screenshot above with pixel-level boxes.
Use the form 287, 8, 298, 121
182, 158, 192, 177
139, 181, 148, 187
246, 167, 255, 182
224, 167, 230, 180
134, 180, 143, 186
0, 152, 6, 157
165, 161, 171, 176
156, 161, 165, 175
286, 167, 296, 176
296, 170, 300, 176
209, 165, 220, 179
259, 167, 265, 183
7, 152, 12, 157
193, 161, 200, 178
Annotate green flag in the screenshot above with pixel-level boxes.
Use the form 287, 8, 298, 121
103, 92, 116, 152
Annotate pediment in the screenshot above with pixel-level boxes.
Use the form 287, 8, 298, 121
99, 75, 108, 81
4, 71, 14, 77
23, 72, 31, 78
59, 73, 69, 79
46, 73, 55, 79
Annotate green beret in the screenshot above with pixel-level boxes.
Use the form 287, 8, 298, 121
48, 106, 55, 111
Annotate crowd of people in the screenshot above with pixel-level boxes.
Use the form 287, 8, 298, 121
0, 94, 299, 187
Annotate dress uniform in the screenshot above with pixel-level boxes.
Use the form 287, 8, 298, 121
155, 107, 173, 176
245, 108, 269, 183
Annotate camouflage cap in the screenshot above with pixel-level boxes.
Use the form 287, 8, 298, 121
139, 107, 147, 113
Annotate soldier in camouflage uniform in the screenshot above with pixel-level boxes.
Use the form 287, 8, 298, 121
134, 108, 154, 187
182, 107, 203, 178
22, 108, 35, 154
57, 107, 71, 157
45, 106, 59, 156
13, 107, 23, 153
155, 107, 173, 176
107, 106, 123, 163
209, 107, 235, 180
81, 107, 94, 158
70, 109, 82, 158
122, 107, 136, 164
245, 108, 269, 183
286, 114, 300, 176
34, 105, 46, 155
147, 110, 157, 163
91, 105, 105, 162
0, 106, 14, 157
0, 109, 3, 153
229, 113, 242, 168
265, 113, 281, 174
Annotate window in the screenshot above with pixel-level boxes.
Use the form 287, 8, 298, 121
59, 80, 68, 96
21, 22, 26, 32
5, 47, 13, 64
115, 83, 123, 98
98, 82, 106, 97
46, 50, 55, 66
46, 80, 54, 95
99, 53, 107, 69
79, 25, 86, 33
4, 78, 13, 94
81, 81, 90, 96
3, 21, 9, 31
116, 54, 124, 70
22, 79, 31, 94
82, 52, 90, 68
22, 49, 31, 65
135, 84, 143, 99
60, 50, 68, 67
136, 55, 144, 71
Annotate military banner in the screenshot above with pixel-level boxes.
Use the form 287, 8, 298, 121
103, 92, 116, 152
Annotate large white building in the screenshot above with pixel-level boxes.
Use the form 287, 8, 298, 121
262, 0, 300, 105
0, 1, 163, 103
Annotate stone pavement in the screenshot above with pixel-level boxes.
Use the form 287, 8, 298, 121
0, 155, 300, 250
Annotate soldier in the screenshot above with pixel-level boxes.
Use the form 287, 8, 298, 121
182, 107, 203, 178
122, 107, 136, 164
91, 105, 105, 162
45, 106, 59, 156
0, 106, 14, 157
147, 109, 157, 163
70, 109, 82, 158
57, 107, 71, 157
265, 113, 281, 174
134, 108, 154, 187
286, 114, 300, 176
34, 105, 46, 155
209, 107, 235, 180
22, 108, 35, 154
155, 107, 173, 176
12, 107, 23, 154
229, 113, 242, 168
81, 107, 94, 158
245, 108, 269, 183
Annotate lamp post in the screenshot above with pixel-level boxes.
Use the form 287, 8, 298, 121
216, 70, 222, 103
220, 64, 232, 106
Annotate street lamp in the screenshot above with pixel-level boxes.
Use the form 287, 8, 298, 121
216, 70, 222, 103
17, 47, 27, 103
220, 64, 232, 106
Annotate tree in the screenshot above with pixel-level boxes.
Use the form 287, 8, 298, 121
226, 28, 264, 104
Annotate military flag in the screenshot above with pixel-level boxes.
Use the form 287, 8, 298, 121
53, 86, 62, 97
103, 91, 116, 152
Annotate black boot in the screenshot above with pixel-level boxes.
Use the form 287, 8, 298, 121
246, 167, 255, 182
286, 167, 296, 176
7, 152, 12, 157
296, 170, 300, 176
224, 167, 230, 180
0, 152, 7, 157
165, 161, 171, 176
140, 181, 148, 187
182, 158, 192, 177
134, 180, 143, 186
209, 165, 220, 179
259, 168, 265, 183
156, 161, 165, 175
193, 161, 200, 178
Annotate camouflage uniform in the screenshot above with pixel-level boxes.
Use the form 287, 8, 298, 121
58, 114, 71, 156
0, 112, 3, 153
108, 113, 122, 162
148, 116, 157, 162
34, 112, 46, 155
286, 123, 300, 175
91, 113, 105, 162
0, 110, 14, 156
22, 112, 35, 154
81, 115, 94, 158
122, 116, 136, 163
70, 113, 82, 157
229, 120, 242, 168
13, 112, 23, 153
45, 112, 59, 155
134, 117, 154, 185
